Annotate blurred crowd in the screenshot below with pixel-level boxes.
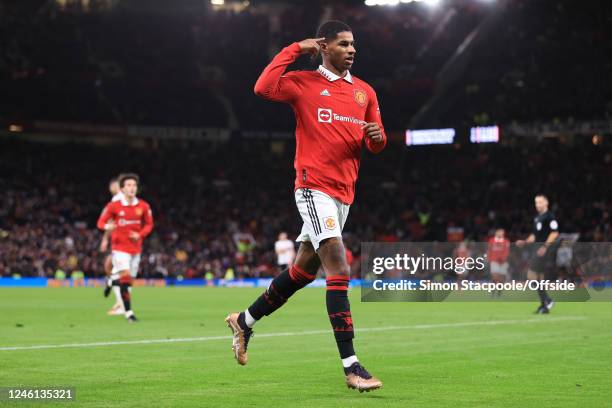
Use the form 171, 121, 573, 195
444, 0, 612, 126
2, 0, 609, 131
1, 0, 610, 279
1, 138, 610, 279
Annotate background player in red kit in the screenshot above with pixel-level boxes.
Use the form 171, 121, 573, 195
97, 173, 153, 322
487, 228, 511, 297
101, 176, 126, 316
226, 20, 385, 392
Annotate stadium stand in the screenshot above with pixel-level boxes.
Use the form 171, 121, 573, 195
0, 0, 610, 279
0, 138, 609, 278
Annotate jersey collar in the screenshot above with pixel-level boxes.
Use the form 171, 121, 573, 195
120, 197, 139, 206
317, 65, 353, 84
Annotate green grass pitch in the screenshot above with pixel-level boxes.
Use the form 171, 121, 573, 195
1, 287, 611, 407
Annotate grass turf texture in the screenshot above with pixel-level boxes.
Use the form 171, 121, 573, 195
1, 287, 611, 408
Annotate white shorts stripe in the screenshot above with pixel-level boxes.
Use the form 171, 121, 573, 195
306, 189, 323, 234
303, 189, 321, 235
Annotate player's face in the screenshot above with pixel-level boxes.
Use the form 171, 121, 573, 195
323, 31, 356, 72
495, 229, 504, 239
535, 196, 548, 214
122, 179, 138, 198
109, 181, 119, 195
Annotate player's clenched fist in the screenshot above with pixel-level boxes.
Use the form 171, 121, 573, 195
298, 38, 326, 56
362, 122, 383, 143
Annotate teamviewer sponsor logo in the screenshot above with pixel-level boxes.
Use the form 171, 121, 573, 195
118, 219, 140, 226
318, 108, 332, 123
317, 108, 365, 125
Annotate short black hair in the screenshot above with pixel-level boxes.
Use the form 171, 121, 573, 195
109, 176, 119, 184
119, 173, 139, 188
316, 20, 352, 41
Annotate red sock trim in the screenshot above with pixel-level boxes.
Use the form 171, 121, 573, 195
119, 275, 133, 285
326, 275, 349, 282
326, 274, 349, 291
326, 286, 348, 291
289, 265, 315, 283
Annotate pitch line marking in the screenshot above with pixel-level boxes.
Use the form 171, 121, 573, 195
0, 316, 586, 351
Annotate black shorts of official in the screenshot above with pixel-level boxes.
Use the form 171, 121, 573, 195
530, 250, 558, 280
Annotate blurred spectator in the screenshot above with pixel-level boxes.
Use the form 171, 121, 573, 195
274, 232, 295, 273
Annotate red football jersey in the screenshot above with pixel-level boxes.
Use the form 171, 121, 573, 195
487, 237, 510, 263
97, 197, 154, 255
254, 42, 387, 204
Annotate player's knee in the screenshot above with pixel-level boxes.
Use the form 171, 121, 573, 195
294, 242, 321, 278
318, 237, 350, 275
300, 256, 321, 277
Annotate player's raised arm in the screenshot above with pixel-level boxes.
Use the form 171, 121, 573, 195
362, 89, 387, 154
253, 38, 324, 102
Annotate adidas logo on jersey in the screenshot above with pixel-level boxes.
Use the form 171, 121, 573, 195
320, 89, 331, 96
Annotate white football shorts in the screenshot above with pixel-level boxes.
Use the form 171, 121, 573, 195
111, 250, 141, 278
295, 188, 350, 251
490, 261, 509, 277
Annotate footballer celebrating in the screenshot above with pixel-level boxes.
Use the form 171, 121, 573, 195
97, 173, 154, 322
226, 21, 386, 391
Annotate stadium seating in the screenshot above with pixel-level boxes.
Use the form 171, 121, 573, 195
0, 138, 609, 278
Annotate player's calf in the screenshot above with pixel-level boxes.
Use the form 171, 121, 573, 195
103, 255, 113, 297
238, 264, 316, 330
318, 237, 382, 390
225, 245, 318, 366
106, 277, 124, 313
119, 273, 137, 322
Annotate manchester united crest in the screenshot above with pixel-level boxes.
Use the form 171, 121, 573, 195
323, 216, 336, 230
135, 208, 143, 216
354, 89, 367, 107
